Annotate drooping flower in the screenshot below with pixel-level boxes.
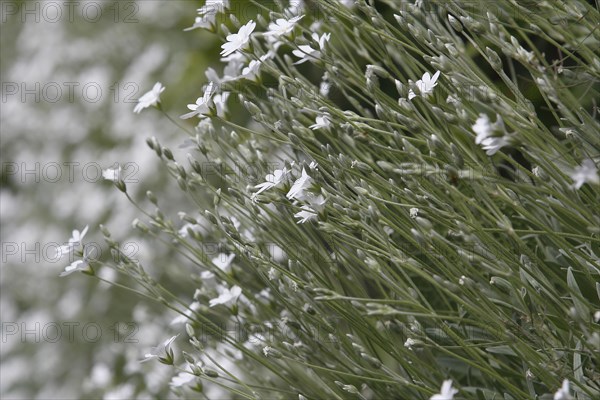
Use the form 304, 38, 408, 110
570, 159, 599, 189
221, 20, 256, 57
133, 82, 165, 113
553, 379, 571, 400
209, 285, 242, 307
292, 32, 331, 64
141, 334, 178, 364
180, 82, 216, 119
408, 71, 441, 100
287, 168, 312, 200
252, 167, 289, 198
430, 380, 458, 400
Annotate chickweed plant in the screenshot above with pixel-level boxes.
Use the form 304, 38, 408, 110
59, 0, 599, 398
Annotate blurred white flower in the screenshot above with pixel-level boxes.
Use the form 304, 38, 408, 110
480, 136, 509, 156
410, 208, 419, 218
266, 15, 304, 38
56, 225, 89, 257
408, 71, 441, 100
185, 0, 229, 31
310, 114, 332, 130
181, 82, 215, 119
553, 379, 570, 400
141, 334, 178, 363
212, 253, 235, 272
292, 32, 330, 64
209, 285, 242, 307
221, 20, 256, 57
295, 207, 317, 223
472, 114, 492, 144
253, 167, 289, 198
430, 379, 458, 400
133, 82, 165, 113
60, 245, 93, 277
287, 168, 312, 200
102, 165, 121, 182
570, 159, 599, 189
171, 371, 195, 388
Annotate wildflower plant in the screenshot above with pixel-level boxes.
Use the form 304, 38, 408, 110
63, 0, 599, 398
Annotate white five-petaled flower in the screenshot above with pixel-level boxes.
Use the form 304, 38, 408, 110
430, 379, 458, 400
570, 159, 599, 189
56, 225, 89, 258
253, 167, 289, 198
553, 379, 571, 400
60, 245, 94, 277
102, 165, 121, 182
310, 114, 332, 130
221, 20, 256, 57
134, 82, 165, 113
409, 208, 419, 218
209, 285, 242, 307
287, 168, 312, 200
180, 82, 216, 119
408, 71, 441, 100
266, 15, 304, 38
292, 32, 331, 64
142, 334, 178, 363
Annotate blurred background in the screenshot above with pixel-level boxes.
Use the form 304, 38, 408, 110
0, 1, 221, 398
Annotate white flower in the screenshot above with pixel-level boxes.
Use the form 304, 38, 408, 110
253, 167, 289, 198
185, 0, 229, 31
142, 335, 178, 363
472, 114, 493, 144
292, 32, 330, 64
171, 301, 200, 325
60, 245, 95, 276
102, 166, 121, 182
212, 253, 235, 272
60, 256, 90, 277
408, 71, 441, 100
221, 20, 256, 57
309, 161, 319, 170
287, 168, 312, 200
295, 207, 318, 224
266, 15, 304, 38
262, 346, 272, 356
480, 136, 509, 155
56, 225, 89, 257
404, 338, 417, 349
171, 371, 195, 388
430, 379, 458, 400
409, 208, 419, 218
241, 53, 271, 82
309, 114, 332, 130
570, 159, 599, 189
209, 285, 242, 307
180, 82, 216, 119
133, 82, 165, 113
553, 379, 571, 400
213, 91, 229, 117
